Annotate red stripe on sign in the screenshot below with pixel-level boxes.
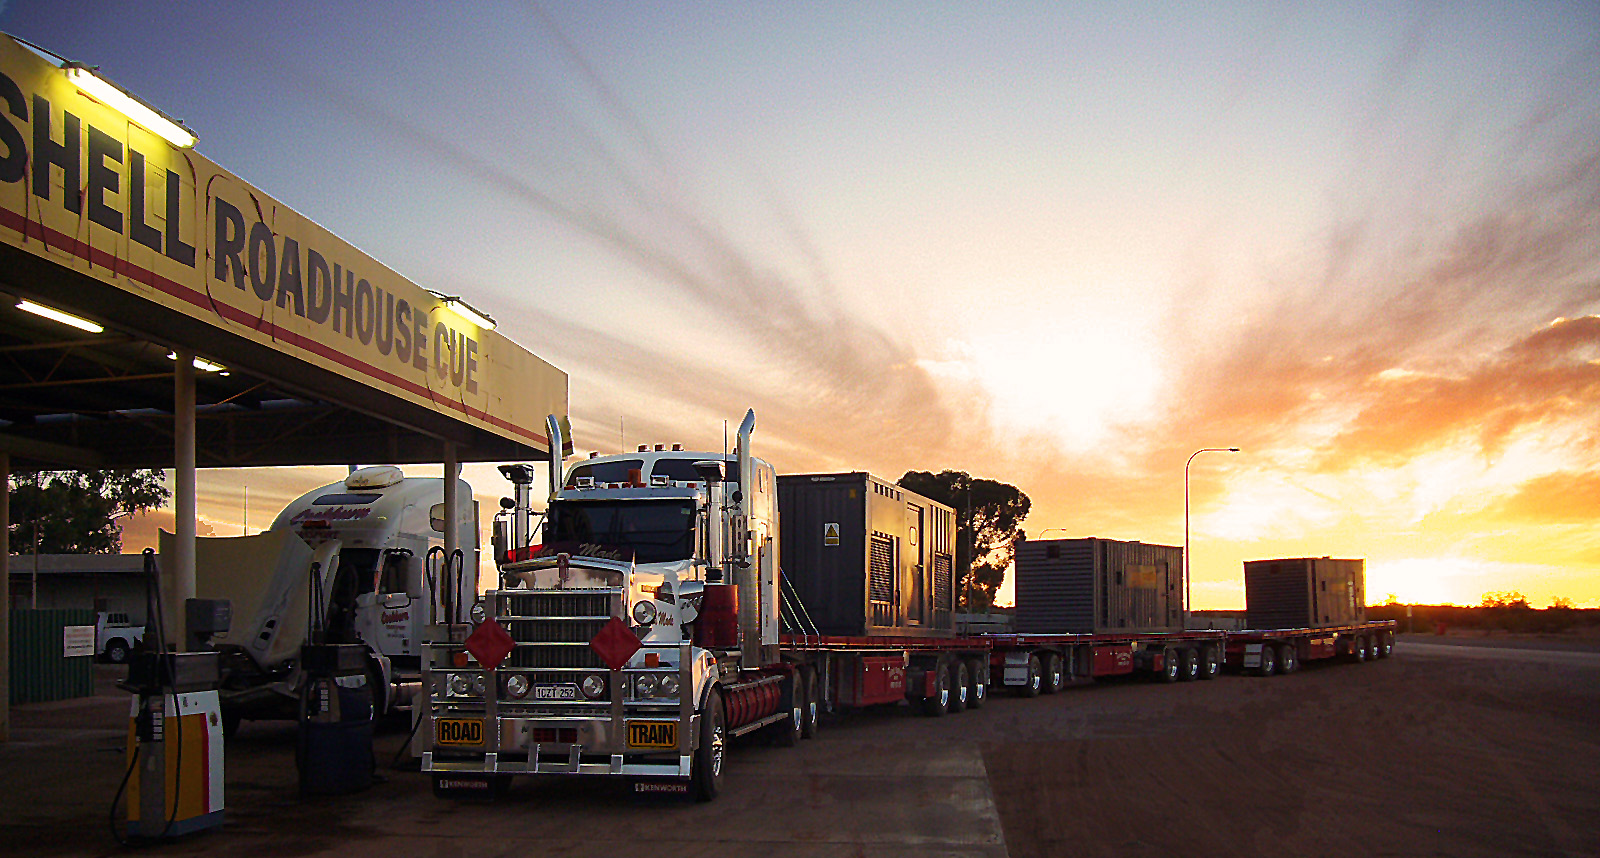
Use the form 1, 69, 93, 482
0, 203, 551, 448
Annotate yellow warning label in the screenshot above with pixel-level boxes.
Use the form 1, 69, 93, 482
824, 523, 841, 546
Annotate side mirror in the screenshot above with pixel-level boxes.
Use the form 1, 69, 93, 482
500, 497, 515, 510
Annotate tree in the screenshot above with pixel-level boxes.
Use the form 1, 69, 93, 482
1480, 591, 1531, 610
897, 470, 1031, 611
7, 469, 169, 554
1549, 596, 1575, 610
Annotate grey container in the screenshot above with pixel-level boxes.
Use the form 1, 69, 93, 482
1243, 557, 1366, 629
1014, 538, 1184, 634
778, 473, 957, 637
9, 608, 95, 704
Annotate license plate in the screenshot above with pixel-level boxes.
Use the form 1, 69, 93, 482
627, 720, 677, 749
436, 718, 483, 746
533, 683, 578, 701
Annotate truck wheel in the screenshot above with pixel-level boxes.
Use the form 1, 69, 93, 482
105, 640, 130, 664
1380, 633, 1394, 658
800, 670, 821, 739
965, 658, 987, 709
1278, 644, 1298, 674
775, 674, 802, 747
693, 689, 726, 802
1161, 649, 1181, 683
1352, 636, 1368, 663
368, 668, 387, 720
921, 664, 951, 716
1042, 652, 1066, 694
1258, 645, 1278, 677
1179, 648, 1199, 682
1019, 654, 1042, 698
1198, 646, 1220, 680
948, 661, 970, 713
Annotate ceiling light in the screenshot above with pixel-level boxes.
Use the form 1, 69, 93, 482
16, 300, 104, 333
167, 352, 226, 372
429, 292, 496, 330
62, 63, 196, 149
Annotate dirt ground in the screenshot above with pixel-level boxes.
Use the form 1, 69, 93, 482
3, 634, 1596, 857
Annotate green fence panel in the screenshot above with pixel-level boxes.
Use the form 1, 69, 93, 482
9, 608, 96, 704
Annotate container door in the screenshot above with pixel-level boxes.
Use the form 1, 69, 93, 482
906, 504, 925, 626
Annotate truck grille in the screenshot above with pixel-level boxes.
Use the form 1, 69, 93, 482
495, 589, 617, 671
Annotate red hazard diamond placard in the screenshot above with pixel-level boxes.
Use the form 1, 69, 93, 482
464, 617, 516, 670
590, 616, 642, 671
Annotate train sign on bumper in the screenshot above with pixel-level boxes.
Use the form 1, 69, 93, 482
627, 720, 677, 749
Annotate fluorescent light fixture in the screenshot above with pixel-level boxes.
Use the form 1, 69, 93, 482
432, 294, 497, 330
16, 300, 104, 333
166, 352, 226, 373
62, 63, 197, 149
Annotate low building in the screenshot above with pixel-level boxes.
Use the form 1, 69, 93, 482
7, 554, 151, 625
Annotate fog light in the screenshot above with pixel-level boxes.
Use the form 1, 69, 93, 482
471, 674, 487, 696
636, 674, 658, 698
659, 674, 679, 697
581, 674, 606, 700
449, 674, 472, 697
505, 674, 530, 699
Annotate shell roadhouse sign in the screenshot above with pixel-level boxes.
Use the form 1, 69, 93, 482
0, 35, 565, 448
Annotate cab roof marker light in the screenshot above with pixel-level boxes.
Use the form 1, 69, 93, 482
61, 63, 196, 148
16, 300, 104, 333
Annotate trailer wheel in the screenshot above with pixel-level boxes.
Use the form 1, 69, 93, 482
965, 658, 987, 710
1042, 652, 1066, 694
774, 673, 803, 747
1364, 636, 1379, 662
1379, 633, 1394, 658
1278, 643, 1298, 674
948, 661, 970, 713
693, 688, 726, 802
1258, 645, 1278, 677
1019, 654, 1043, 698
1198, 646, 1220, 680
801, 669, 821, 739
1351, 636, 1368, 663
1178, 648, 1199, 682
922, 663, 951, 716
1161, 649, 1181, 683
104, 639, 131, 664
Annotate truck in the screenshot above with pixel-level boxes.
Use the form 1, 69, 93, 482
420, 410, 1396, 800
95, 611, 144, 664
187, 465, 479, 732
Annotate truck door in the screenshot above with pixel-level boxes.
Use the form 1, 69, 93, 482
355, 548, 416, 660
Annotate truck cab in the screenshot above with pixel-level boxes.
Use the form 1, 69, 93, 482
424, 411, 781, 800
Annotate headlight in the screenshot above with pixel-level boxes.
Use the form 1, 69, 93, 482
449, 674, 472, 697
469, 601, 488, 624
635, 674, 658, 698
631, 600, 658, 625
581, 674, 606, 700
659, 674, 679, 697
471, 674, 487, 696
505, 674, 530, 699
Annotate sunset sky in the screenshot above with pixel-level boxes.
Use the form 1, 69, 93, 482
8, 3, 1598, 608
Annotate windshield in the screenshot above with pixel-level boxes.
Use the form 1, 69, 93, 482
548, 500, 695, 564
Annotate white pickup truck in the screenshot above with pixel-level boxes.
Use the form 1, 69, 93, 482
96, 612, 144, 663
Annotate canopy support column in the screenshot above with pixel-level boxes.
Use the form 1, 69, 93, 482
1, 450, 10, 742
171, 350, 197, 648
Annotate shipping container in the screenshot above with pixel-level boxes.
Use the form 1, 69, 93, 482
8, 608, 95, 704
1244, 557, 1366, 629
778, 473, 957, 637
1014, 537, 1184, 634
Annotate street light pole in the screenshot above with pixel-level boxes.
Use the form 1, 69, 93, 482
1185, 447, 1240, 625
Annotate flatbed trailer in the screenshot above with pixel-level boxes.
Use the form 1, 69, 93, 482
1225, 620, 1397, 675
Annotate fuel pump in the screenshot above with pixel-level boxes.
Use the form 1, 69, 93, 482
297, 561, 375, 795
113, 550, 225, 842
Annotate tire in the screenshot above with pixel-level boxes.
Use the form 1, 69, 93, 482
1019, 654, 1042, 698
1198, 646, 1220, 680
966, 658, 987, 710
692, 688, 726, 802
1258, 645, 1277, 677
1380, 633, 1394, 658
775, 674, 802, 747
1161, 649, 1181, 683
1352, 636, 1368, 663
221, 708, 243, 738
1278, 643, 1298, 674
800, 669, 820, 739
1179, 648, 1199, 682
368, 668, 387, 720
948, 661, 970, 713
1042, 652, 1066, 694
921, 664, 951, 716
105, 640, 130, 664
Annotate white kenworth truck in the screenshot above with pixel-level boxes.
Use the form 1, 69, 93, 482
423, 411, 984, 801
